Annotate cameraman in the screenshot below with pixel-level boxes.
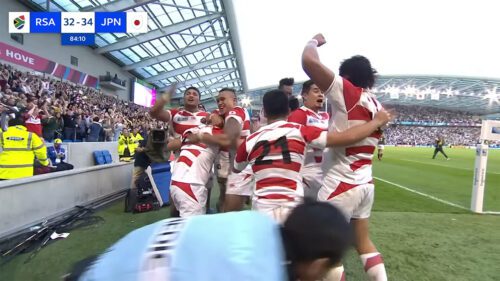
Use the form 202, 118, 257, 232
126, 128, 179, 211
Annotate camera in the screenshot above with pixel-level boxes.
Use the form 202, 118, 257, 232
151, 129, 167, 144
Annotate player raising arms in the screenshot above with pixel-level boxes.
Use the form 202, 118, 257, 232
233, 90, 392, 223
150, 84, 210, 215
149, 84, 209, 139
302, 33, 392, 281
287, 80, 329, 199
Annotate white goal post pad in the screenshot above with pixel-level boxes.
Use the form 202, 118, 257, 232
480, 120, 500, 141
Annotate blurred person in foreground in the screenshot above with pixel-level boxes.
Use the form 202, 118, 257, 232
70, 201, 352, 281
0, 113, 49, 180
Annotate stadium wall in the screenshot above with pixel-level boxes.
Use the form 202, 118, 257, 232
0, 162, 133, 238
0, 0, 133, 100
63, 141, 120, 169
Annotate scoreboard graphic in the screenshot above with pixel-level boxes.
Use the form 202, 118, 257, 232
8, 12, 148, 46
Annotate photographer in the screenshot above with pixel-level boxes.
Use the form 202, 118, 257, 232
125, 128, 179, 212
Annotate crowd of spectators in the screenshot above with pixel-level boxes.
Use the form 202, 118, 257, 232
0, 62, 495, 148
387, 104, 480, 126
0, 63, 164, 143
381, 104, 489, 146
384, 125, 481, 146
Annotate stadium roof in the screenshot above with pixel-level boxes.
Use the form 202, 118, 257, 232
242, 75, 500, 116
25, 0, 246, 102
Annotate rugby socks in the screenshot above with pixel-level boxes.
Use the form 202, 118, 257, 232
360, 252, 387, 281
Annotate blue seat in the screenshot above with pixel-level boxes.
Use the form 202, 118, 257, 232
147, 162, 172, 206
93, 151, 106, 165
102, 150, 113, 164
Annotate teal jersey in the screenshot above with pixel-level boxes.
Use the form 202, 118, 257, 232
79, 211, 287, 281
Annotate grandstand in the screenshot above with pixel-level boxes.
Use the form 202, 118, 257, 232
1, 1, 500, 281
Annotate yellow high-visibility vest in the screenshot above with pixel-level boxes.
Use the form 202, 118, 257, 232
0, 125, 49, 179
118, 135, 135, 156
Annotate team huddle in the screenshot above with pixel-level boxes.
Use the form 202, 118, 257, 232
76, 34, 394, 281
154, 33, 392, 281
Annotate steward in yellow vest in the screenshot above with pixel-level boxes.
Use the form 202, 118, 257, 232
0, 115, 49, 180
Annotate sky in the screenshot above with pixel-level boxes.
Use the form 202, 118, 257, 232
232, 0, 500, 90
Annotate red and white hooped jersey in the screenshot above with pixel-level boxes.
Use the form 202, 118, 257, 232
224, 106, 251, 139
287, 106, 329, 166
323, 76, 383, 185
168, 109, 210, 138
234, 120, 327, 203
172, 126, 222, 185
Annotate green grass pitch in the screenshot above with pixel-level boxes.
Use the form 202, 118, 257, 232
1, 147, 500, 280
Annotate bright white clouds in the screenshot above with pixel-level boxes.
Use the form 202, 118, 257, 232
232, 0, 500, 89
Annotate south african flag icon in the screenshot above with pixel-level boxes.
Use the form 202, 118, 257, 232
13, 15, 25, 30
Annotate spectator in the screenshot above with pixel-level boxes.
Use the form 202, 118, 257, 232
62, 107, 77, 141
47, 138, 74, 171
41, 110, 58, 142
54, 110, 64, 140
87, 116, 103, 142
113, 117, 124, 141
75, 115, 87, 141
102, 116, 113, 141
23, 104, 43, 138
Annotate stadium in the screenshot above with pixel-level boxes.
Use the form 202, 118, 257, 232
0, 0, 499, 280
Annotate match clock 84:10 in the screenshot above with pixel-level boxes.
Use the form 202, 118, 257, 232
61, 34, 95, 46
61, 12, 95, 33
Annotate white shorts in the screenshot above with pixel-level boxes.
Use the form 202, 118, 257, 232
215, 150, 230, 179
170, 180, 207, 218
378, 145, 384, 150
252, 200, 298, 224
225, 165, 253, 196
318, 178, 374, 220
302, 167, 323, 200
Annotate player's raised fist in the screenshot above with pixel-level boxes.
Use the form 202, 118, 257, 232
312, 33, 326, 47
161, 82, 177, 103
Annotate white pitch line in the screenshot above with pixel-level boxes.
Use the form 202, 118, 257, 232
393, 158, 500, 175
374, 177, 469, 211
482, 211, 500, 215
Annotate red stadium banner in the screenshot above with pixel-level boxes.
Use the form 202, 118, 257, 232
0, 42, 98, 88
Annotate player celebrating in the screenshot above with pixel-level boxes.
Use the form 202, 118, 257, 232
149, 84, 209, 139
150, 84, 210, 216
234, 90, 392, 223
169, 125, 230, 217
214, 88, 253, 212
287, 80, 329, 199
302, 33, 391, 281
